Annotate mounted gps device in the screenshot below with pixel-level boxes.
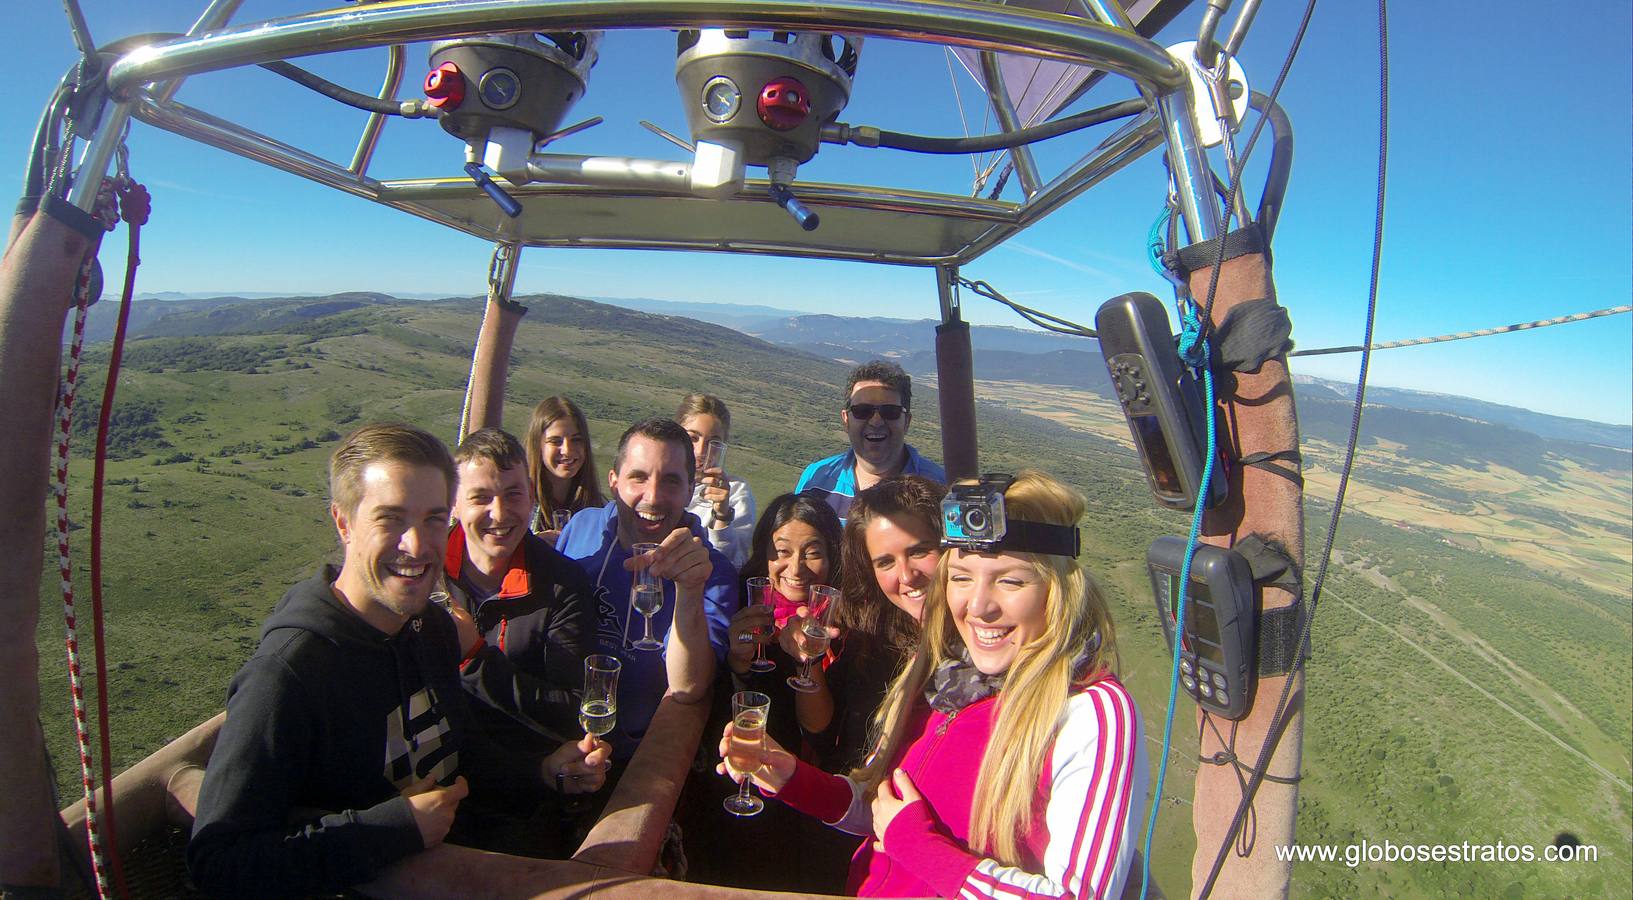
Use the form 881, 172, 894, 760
1147, 536, 1255, 719
941, 474, 1080, 557
1095, 292, 1227, 511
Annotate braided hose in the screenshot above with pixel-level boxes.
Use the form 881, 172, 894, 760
52, 261, 113, 900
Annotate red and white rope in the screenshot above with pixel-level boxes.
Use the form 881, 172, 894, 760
53, 254, 113, 900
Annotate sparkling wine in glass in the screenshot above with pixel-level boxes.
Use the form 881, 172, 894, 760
745, 576, 777, 673
630, 542, 665, 651
580, 655, 620, 738
723, 690, 771, 816
787, 585, 838, 694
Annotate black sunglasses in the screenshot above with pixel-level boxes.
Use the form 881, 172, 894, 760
847, 403, 905, 422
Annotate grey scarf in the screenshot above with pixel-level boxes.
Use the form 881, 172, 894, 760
924, 630, 1102, 715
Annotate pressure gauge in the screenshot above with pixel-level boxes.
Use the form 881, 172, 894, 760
479, 68, 522, 110
701, 75, 741, 123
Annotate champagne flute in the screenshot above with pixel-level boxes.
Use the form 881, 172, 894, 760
745, 576, 777, 673
722, 690, 771, 816
787, 585, 837, 694
701, 439, 727, 475
580, 655, 620, 738
428, 590, 453, 614
630, 542, 665, 651
427, 567, 454, 613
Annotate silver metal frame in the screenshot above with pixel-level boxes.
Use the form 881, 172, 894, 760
81, 0, 1224, 258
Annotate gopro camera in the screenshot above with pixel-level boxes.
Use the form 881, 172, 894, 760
941, 474, 1012, 550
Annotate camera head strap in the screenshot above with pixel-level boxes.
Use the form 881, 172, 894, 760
940, 473, 1082, 558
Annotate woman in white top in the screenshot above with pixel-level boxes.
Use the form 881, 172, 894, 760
676, 392, 757, 569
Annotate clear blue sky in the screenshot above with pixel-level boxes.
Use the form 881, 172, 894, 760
8, 2, 1630, 426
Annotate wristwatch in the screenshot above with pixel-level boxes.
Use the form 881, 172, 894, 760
711, 505, 735, 527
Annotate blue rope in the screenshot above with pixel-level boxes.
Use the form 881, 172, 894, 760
1146, 206, 1171, 277
1139, 314, 1216, 899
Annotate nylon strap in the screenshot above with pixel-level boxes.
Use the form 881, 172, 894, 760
1163, 223, 1266, 277
1233, 534, 1306, 676
1238, 449, 1303, 489
1211, 297, 1294, 372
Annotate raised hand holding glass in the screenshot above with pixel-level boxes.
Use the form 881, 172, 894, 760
580, 655, 620, 738
701, 438, 727, 474
787, 584, 837, 694
630, 542, 664, 651
723, 690, 771, 816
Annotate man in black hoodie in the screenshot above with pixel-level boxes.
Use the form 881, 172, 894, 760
188, 423, 606, 897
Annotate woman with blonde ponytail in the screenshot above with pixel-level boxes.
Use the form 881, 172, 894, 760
717, 471, 1146, 898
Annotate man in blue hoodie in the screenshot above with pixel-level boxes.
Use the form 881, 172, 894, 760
188, 423, 608, 898
557, 417, 738, 759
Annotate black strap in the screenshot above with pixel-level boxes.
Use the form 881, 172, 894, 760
1164, 223, 1267, 277
1255, 603, 1307, 677
1235, 534, 1300, 592
1199, 747, 1303, 784
999, 519, 1081, 558
1232, 534, 1306, 676
1239, 449, 1304, 489
33, 194, 107, 241
1212, 297, 1294, 372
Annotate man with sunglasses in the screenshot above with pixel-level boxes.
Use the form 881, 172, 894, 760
795, 360, 946, 523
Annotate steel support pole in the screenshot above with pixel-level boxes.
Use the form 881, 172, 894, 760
462, 243, 525, 439
934, 266, 978, 480
349, 44, 405, 176
1155, 86, 1224, 244
153, 0, 247, 105
68, 100, 132, 211
978, 52, 1043, 198
1223, 0, 1263, 58
1076, 0, 1136, 31
107, 0, 1188, 100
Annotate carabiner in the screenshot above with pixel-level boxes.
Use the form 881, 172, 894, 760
114, 142, 131, 187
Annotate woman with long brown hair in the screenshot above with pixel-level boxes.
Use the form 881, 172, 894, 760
798, 475, 945, 773
524, 396, 604, 538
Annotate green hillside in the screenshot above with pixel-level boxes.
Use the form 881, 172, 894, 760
36, 295, 1630, 898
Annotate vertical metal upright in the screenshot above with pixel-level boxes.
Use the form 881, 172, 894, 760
977, 53, 1042, 198
460, 241, 525, 442
934, 265, 978, 480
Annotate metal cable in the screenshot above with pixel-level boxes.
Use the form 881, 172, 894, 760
957, 277, 1097, 338
1291, 305, 1631, 357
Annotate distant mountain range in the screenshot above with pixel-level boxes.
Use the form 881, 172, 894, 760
1291, 376, 1632, 450
82, 292, 1632, 452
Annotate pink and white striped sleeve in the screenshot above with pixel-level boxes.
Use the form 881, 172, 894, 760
960, 680, 1147, 900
